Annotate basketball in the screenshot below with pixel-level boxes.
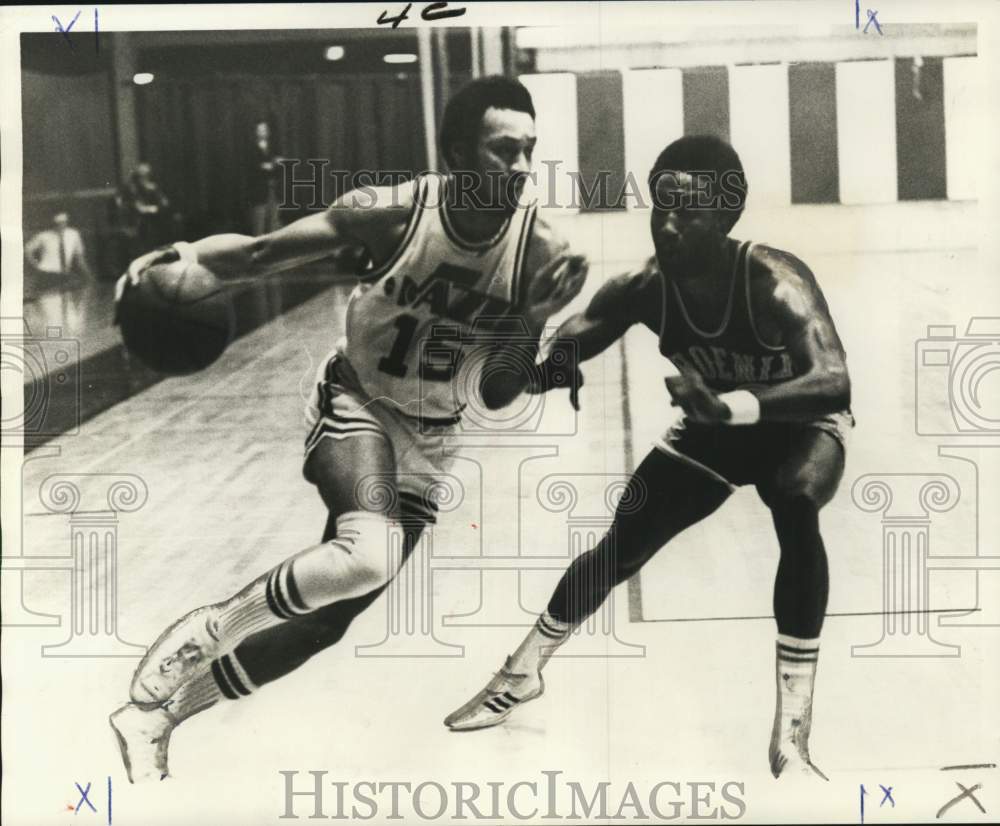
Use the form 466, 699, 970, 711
117, 259, 235, 375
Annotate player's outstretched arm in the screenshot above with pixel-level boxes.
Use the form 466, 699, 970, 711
546, 263, 652, 361
477, 216, 588, 410
525, 260, 656, 410
117, 183, 414, 291
118, 210, 344, 289
186, 210, 354, 280
750, 250, 851, 421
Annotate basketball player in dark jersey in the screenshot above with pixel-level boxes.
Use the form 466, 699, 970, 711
445, 135, 853, 781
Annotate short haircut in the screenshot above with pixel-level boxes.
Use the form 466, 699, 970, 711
648, 135, 748, 232
439, 76, 536, 167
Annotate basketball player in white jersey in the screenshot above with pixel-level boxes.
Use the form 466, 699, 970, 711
444, 136, 853, 781
109, 77, 587, 782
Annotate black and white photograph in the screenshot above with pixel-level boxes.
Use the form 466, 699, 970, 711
2, 2, 999, 823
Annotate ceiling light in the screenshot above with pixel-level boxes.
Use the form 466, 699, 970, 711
133, 72, 154, 85
325, 46, 345, 61
383, 53, 418, 64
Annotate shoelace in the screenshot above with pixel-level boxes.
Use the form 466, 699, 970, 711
486, 667, 526, 694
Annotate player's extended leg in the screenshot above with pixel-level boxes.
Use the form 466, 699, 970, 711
445, 448, 732, 730
128, 433, 402, 706
111, 433, 404, 782
226, 509, 426, 687
756, 428, 845, 780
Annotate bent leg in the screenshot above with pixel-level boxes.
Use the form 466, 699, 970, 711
547, 448, 732, 626
131, 424, 402, 706
210, 430, 406, 689
235, 510, 426, 687
116, 368, 416, 779
444, 450, 732, 732
757, 429, 844, 639
152, 433, 406, 713
757, 427, 845, 779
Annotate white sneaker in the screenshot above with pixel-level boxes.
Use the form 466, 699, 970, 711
130, 606, 222, 704
444, 657, 544, 731
110, 704, 174, 783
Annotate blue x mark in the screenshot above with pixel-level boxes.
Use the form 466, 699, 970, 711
864, 8, 884, 35
74, 781, 97, 814
879, 784, 895, 807
52, 10, 81, 48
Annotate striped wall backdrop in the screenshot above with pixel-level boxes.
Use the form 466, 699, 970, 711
520, 56, 979, 212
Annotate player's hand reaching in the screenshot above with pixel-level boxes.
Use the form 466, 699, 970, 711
114, 246, 180, 305
522, 253, 589, 329
664, 368, 731, 424
528, 338, 585, 410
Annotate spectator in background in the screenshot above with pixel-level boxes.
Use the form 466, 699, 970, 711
120, 162, 181, 252
24, 212, 93, 285
247, 119, 282, 235
24, 211, 92, 330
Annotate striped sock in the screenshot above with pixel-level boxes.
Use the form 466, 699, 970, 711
215, 512, 391, 648
772, 634, 820, 755
217, 559, 312, 642
162, 652, 257, 724
508, 610, 573, 675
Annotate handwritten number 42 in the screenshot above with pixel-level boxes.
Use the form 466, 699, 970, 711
377, 2, 466, 29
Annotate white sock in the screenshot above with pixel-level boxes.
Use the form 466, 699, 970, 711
772, 634, 820, 757
214, 511, 393, 643
508, 611, 573, 675
215, 558, 306, 642
162, 651, 257, 724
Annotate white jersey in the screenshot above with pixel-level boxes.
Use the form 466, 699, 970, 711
341, 173, 538, 419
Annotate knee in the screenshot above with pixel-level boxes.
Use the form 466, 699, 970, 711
588, 530, 646, 584
292, 511, 403, 606
765, 485, 828, 562
325, 511, 399, 594
762, 468, 826, 515
304, 511, 402, 604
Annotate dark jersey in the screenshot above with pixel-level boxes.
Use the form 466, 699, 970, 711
598, 242, 853, 479
658, 240, 796, 393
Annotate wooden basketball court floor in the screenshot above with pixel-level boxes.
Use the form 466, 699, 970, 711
4, 208, 998, 824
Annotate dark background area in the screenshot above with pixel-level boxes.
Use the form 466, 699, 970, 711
20, 29, 506, 262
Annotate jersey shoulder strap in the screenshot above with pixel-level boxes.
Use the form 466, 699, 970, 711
730, 239, 767, 344
357, 174, 431, 282
510, 202, 539, 308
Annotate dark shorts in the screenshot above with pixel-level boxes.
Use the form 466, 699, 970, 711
655, 410, 854, 489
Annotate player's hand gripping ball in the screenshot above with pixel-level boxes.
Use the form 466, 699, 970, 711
664, 368, 731, 424
115, 253, 235, 375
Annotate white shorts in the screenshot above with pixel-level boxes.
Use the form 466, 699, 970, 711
303, 351, 461, 523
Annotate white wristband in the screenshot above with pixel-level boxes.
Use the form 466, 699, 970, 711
719, 390, 760, 425
174, 241, 198, 264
